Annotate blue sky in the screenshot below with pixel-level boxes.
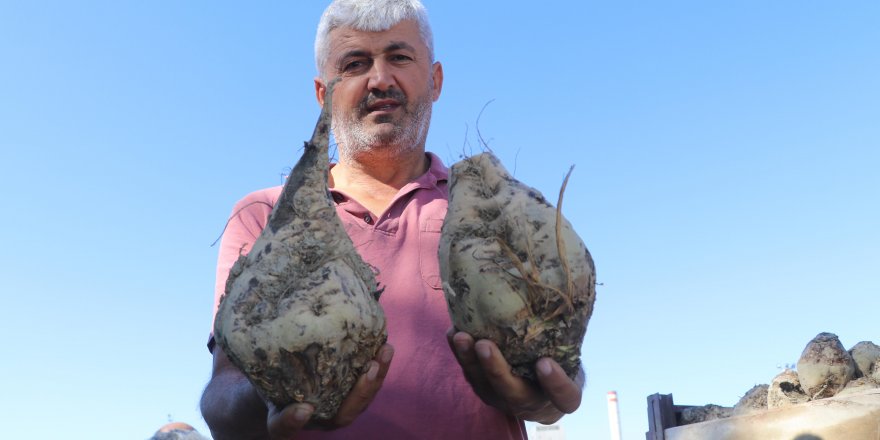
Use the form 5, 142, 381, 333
1, 1, 878, 439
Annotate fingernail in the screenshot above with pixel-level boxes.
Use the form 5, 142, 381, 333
293, 405, 312, 422
537, 359, 553, 377
475, 342, 491, 360
380, 347, 394, 364
454, 338, 470, 355
367, 361, 379, 381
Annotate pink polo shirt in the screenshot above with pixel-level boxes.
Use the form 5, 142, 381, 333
211, 153, 527, 440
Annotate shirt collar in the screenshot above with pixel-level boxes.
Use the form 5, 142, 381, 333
328, 152, 448, 200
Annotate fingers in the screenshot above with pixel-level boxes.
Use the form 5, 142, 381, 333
534, 358, 583, 414
330, 344, 394, 427
472, 339, 569, 424
448, 330, 502, 407
269, 344, 394, 435
448, 329, 583, 424
448, 331, 480, 376
450, 331, 538, 411
267, 402, 313, 439
472, 339, 531, 403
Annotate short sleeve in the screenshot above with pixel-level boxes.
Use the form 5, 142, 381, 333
208, 186, 281, 352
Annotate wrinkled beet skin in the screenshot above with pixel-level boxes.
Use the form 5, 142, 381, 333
796, 332, 855, 399
213, 81, 386, 419
440, 152, 596, 380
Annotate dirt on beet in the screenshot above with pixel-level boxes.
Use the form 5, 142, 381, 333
213, 80, 386, 420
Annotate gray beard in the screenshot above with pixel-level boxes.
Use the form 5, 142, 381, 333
332, 90, 433, 162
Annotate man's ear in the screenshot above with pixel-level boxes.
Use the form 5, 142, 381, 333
431, 62, 444, 102
314, 77, 326, 107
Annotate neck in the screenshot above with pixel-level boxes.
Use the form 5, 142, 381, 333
330, 148, 429, 216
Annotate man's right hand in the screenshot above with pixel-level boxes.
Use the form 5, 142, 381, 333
202, 343, 394, 440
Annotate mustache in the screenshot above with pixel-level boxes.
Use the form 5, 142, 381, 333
358, 89, 408, 114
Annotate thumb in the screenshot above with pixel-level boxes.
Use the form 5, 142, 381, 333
267, 403, 314, 439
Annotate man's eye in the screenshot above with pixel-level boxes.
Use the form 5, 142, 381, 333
390, 54, 412, 63
342, 60, 369, 73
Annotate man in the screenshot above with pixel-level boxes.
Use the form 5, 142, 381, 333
200, 1, 583, 438
149, 422, 210, 440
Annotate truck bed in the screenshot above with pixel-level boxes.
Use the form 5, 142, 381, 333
647, 389, 880, 440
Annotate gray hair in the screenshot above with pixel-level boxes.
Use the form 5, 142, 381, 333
315, 0, 434, 75
149, 430, 210, 440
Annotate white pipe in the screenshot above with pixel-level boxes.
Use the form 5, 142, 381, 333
607, 391, 622, 440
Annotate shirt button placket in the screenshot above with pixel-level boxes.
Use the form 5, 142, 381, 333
363, 214, 373, 225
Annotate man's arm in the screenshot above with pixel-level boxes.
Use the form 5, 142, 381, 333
200, 345, 309, 440
447, 330, 583, 425
201, 343, 394, 440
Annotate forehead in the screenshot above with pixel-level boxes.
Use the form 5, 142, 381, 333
327, 19, 427, 58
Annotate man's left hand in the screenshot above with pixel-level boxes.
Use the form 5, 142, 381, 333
447, 330, 584, 424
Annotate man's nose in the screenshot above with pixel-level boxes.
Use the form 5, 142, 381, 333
366, 60, 396, 92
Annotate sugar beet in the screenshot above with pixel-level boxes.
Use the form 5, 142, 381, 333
213, 81, 386, 420
439, 152, 595, 379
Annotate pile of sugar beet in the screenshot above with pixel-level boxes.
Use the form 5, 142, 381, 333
680, 332, 880, 425
213, 83, 595, 419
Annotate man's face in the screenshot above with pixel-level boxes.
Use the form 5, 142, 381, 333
316, 20, 443, 160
